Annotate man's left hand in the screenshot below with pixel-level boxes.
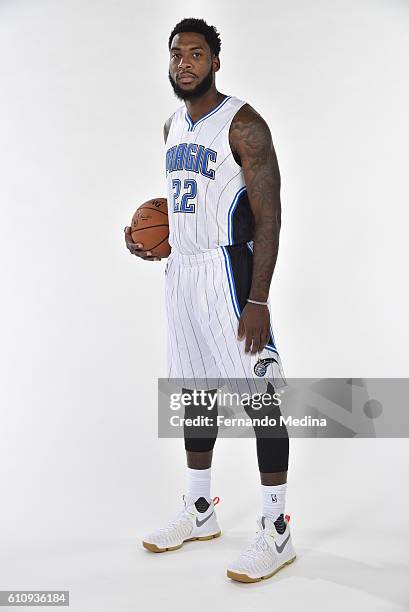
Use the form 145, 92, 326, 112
237, 303, 271, 354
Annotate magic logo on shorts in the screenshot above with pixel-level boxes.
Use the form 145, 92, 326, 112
254, 357, 278, 377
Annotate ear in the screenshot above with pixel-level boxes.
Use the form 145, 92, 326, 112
212, 55, 220, 73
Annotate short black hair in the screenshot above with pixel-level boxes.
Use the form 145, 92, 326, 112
168, 18, 221, 57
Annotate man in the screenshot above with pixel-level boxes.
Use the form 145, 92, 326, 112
124, 18, 296, 583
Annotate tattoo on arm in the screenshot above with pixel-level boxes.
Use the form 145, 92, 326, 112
229, 105, 281, 302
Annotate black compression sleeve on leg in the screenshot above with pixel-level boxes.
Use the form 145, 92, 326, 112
256, 436, 289, 473
243, 382, 289, 473
182, 388, 219, 453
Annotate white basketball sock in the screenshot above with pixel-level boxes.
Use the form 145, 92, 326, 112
186, 467, 212, 502
261, 483, 287, 522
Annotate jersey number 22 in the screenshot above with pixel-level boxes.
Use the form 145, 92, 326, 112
172, 179, 197, 213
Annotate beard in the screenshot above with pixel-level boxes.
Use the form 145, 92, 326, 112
168, 64, 214, 101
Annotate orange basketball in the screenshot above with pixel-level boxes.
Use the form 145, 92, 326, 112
130, 198, 171, 258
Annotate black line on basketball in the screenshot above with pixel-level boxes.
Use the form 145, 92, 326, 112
131, 224, 169, 232
152, 234, 170, 250
140, 207, 168, 216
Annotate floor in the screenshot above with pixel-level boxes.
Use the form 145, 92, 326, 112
1, 439, 408, 611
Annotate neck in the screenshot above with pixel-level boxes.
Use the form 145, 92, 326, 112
185, 88, 225, 123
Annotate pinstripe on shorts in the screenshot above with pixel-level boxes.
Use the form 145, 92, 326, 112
165, 243, 286, 394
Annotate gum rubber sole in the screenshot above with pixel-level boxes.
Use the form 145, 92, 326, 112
142, 531, 222, 553
227, 555, 296, 583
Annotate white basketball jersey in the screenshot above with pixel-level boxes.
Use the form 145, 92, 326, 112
165, 95, 254, 255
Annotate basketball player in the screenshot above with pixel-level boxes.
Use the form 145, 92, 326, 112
124, 18, 296, 582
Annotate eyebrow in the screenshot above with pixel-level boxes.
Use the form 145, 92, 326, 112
170, 46, 205, 52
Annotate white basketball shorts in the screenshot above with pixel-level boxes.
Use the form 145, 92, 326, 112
164, 242, 286, 395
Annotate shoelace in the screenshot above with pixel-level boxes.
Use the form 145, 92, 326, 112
153, 496, 218, 536
154, 501, 195, 535
238, 529, 271, 560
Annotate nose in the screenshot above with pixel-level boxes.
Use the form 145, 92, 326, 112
177, 55, 192, 71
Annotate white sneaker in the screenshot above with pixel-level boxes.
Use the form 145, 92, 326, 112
227, 514, 296, 582
142, 495, 221, 553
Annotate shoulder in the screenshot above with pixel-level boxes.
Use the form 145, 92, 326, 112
163, 106, 184, 143
163, 115, 174, 144
230, 103, 272, 153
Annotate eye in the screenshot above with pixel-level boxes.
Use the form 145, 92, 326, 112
193, 52, 201, 58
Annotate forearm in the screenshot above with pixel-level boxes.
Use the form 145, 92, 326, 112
249, 212, 280, 302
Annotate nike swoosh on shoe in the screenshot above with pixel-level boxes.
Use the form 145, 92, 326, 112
274, 532, 291, 554
196, 511, 214, 527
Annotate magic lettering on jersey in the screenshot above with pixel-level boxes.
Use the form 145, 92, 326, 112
166, 143, 217, 180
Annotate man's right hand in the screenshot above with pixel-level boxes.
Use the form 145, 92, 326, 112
124, 226, 161, 261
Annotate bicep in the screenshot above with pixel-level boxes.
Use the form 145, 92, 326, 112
233, 113, 280, 217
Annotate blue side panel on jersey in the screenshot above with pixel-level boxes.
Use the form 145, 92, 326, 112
265, 317, 278, 351
265, 342, 278, 353
220, 246, 241, 319
227, 186, 247, 244
266, 323, 277, 352
223, 242, 278, 354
